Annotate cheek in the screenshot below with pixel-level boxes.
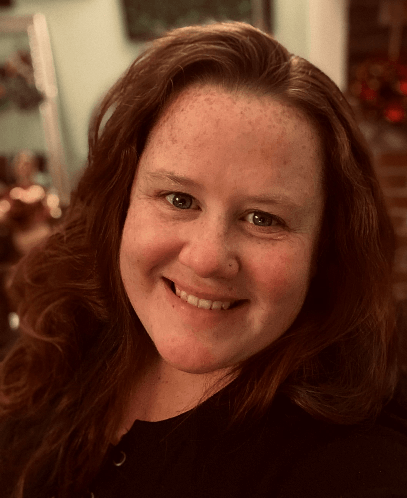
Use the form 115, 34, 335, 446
120, 213, 180, 276
249, 243, 314, 305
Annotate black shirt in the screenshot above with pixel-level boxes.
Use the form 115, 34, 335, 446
89, 384, 407, 498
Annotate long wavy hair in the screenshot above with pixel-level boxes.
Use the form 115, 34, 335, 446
0, 22, 398, 497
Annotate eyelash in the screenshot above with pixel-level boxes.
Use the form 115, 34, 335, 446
162, 191, 287, 230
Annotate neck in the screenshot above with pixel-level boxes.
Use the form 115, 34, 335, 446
116, 356, 233, 439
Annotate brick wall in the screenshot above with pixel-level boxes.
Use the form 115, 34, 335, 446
348, 0, 407, 82
375, 152, 407, 299
348, 0, 407, 299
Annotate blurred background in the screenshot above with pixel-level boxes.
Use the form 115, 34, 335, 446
0, 0, 406, 357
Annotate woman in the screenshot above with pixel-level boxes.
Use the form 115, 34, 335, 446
1, 22, 406, 498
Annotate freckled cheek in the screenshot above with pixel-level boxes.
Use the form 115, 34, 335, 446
120, 217, 183, 272
248, 247, 314, 304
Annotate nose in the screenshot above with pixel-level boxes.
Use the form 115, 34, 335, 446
178, 217, 239, 279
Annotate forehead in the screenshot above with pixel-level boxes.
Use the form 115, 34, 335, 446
148, 85, 321, 160
140, 85, 323, 203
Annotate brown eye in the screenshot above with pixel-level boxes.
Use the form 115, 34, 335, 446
166, 192, 194, 209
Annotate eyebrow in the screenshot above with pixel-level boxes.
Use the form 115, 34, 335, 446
143, 170, 200, 189
143, 170, 303, 209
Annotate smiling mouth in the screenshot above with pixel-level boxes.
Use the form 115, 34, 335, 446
166, 279, 244, 310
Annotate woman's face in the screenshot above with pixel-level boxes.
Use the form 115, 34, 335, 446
120, 85, 324, 375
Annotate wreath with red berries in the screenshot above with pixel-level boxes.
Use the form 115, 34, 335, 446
349, 56, 407, 124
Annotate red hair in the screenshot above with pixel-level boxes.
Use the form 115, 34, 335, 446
0, 22, 398, 497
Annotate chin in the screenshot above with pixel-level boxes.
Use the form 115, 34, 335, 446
156, 342, 235, 376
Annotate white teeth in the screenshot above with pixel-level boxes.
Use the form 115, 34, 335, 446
211, 301, 223, 310
173, 285, 234, 310
187, 295, 199, 306
198, 299, 212, 309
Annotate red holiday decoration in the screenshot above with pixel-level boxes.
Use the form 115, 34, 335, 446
348, 0, 407, 125
349, 57, 407, 124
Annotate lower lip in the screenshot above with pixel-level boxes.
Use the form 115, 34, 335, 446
162, 279, 246, 319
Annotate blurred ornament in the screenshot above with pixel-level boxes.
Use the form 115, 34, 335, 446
348, 0, 407, 125
0, 149, 64, 257
349, 57, 407, 124
0, 50, 43, 112
384, 101, 406, 122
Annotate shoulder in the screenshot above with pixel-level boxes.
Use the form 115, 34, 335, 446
190, 387, 407, 497
273, 390, 407, 498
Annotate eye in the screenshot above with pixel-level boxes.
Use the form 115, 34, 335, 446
245, 211, 284, 227
165, 192, 195, 209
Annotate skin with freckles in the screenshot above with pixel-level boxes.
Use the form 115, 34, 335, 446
119, 85, 324, 422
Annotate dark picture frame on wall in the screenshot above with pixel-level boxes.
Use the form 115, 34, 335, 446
121, 0, 272, 40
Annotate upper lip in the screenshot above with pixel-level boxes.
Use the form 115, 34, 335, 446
166, 278, 244, 302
